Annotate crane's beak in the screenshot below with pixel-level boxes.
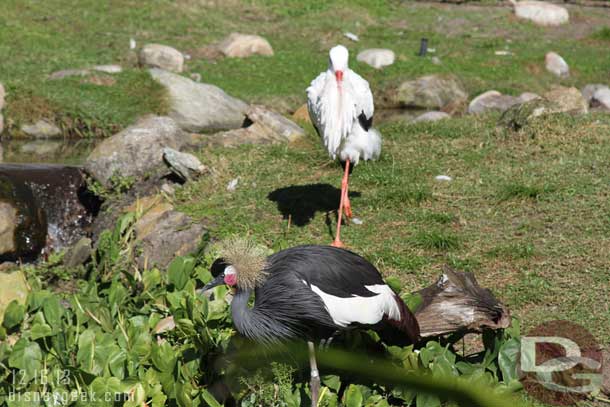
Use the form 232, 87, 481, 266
335, 70, 343, 82
198, 274, 225, 294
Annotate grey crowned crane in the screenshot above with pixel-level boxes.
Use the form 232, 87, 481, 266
199, 239, 420, 406
307, 45, 381, 248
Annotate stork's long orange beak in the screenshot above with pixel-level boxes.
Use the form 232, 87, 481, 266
335, 70, 343, 82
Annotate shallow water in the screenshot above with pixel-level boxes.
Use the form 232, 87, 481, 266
0, 137, 100, 165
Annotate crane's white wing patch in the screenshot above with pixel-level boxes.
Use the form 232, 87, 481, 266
308, 283, 400, 327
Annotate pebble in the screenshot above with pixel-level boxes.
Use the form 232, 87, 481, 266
435, 175, 452, 182
227, 177, 239, 192
344, 32, 359, 42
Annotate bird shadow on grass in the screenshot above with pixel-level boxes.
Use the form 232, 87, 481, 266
267, 183, 361, 227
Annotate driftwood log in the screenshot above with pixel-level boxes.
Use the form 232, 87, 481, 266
412, 266, 511, 338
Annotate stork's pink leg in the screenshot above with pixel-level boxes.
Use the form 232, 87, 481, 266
343, 184, 352, 219
331, 159, 350, 248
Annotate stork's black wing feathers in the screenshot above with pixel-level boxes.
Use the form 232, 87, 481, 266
357, 111, 373, 131
266, 245, 384, 298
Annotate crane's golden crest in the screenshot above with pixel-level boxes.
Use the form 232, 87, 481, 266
215, 237, 269, 290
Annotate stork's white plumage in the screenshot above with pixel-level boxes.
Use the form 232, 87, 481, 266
307, 45, 381, 247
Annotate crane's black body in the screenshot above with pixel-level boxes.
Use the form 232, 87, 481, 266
207, 245, 419, 346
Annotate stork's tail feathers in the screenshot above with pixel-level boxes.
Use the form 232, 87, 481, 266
381, 295, 421, 345
338, 126, 382, 165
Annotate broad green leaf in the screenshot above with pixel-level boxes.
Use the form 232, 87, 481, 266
89, 376, 124, 407
27, 290, 52, 312
8, 338, 42, 383
322, 374, 341, 392
168, 257, 195, 290
498, 338, 521, 382
344, 384, 363, 407
30, 322, 53, 340
143, 268, 162, 290
401, 292, 423, 313
385, 276, 402, 293
200, 387, 222, 407
108, 347, 127, 379
3, 300, 25, 329
42, 295, 64, 329
175, 382, 193, 407
151, 341, 176, 373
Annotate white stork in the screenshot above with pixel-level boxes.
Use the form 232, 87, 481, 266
307, 45, 381, 248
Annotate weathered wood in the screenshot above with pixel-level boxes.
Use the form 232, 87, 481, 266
413, 266, 511, 338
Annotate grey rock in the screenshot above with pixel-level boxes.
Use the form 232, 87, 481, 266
518, 92, 541, 103
512, 0, 569, 26
149, 68, 248, 132
581, 84, 608, 104
20, 140, 62, 155
140, 44, 184, 73
21, 120, 62, 138
162, 148, 206, 181
85, 115, 184, 187
246, 105, 304, 142
356, 49, 395, 69
389, 74, 468, 110
468, 90, 521, 114
545, 52, 569, 78
0, 202, 18, 255
498, 99, 556, 131
63, 237, 92, 267
48, 69, 91, 80
543, 86, 588, 114
218, 33, 274, 58
135, 202, 205, 269
413, 111, 451, 123
92, 65, 122, 74
591, 87, 610, 111
431, 56, 441, 65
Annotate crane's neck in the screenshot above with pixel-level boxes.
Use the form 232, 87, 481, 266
231, 288, 291, 344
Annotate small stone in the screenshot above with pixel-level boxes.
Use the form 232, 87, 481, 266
140, 44, 184, 73
190, 73, 202, 82
162, 148, 206, 182
351, 217, 363, 225
21, 120, 62, 138
435, 175, 452, 182
92, 65, 122, 74
356, 49, 395, 69
431, 56, 441, 65
494, 50, 512, 56
512, 0, 569, 26
545, 52, 569, 78
468, 90, 520, 114
413, 111, 451, 123
344, 32, 359, 42
218, 33, 274, 58
544, 86, 588, 114
63, 237, 92, 267
581, 84, 607, 104
130, 38, 137, 50
161, 183, 176, 196
227, 178, 239, 192
591, 87, 610, 111
48, 69, 91, 80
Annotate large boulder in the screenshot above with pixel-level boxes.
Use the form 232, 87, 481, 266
468, 90, 521, 114
591, 87, 610, 111
497, 99, 557, 131
85, 115, 184, 187
512, 0, 569, 26
545, 52, 569, 78
386, 74, 468, 111
356, 49, 395, 69
149, 68, 248, 132
132, 196, 205, 269
581, 84, 608, 104
543, 86, 588, 114
218, 33, 274, 58
139, 44, 184, 73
